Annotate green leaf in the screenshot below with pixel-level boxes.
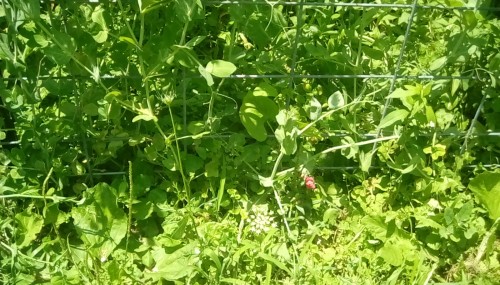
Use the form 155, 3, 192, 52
91, 6, 107, 29
93, 31, 108, 43
378, 109, 409, 129
328, 91, 345, 109
379, 241, 405, 266
239, 90, 278, 141
253, 82, 278, 97
145, 243, 199, 281
174, 0, 203, 23
387, 87, 419, 99
0, 34, 15, 60
379, 238, 416, 266
15, 210, 43, 248
359, 150, 374, 173
13, 0, 39, 20
198, 65, 214, 86
187, 121, 205, 135
169, 45, 200, 68
429, 56, 447, 71
257, 252, 292, 275
309, 97, 322, 120
469, 171, 500, 220
71, 183, 127, 259
44, 30, 77, 65
83, 103, 99, 116
139, 0, 170, 14
206, 60, 237, 78
423, 143, 446, 160
205, 159, 219, 177
132, 109, 157, 122
183, 153, 203, 174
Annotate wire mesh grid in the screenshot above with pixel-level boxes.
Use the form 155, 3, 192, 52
1, 0, 500, 180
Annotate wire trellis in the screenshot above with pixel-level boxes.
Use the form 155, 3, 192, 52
1, 0, 499, 179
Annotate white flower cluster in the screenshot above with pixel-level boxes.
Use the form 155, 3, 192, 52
247, 205, 277, 235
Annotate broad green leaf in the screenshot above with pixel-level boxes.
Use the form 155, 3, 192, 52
146, 243, 199, 281
206, 60, 237, 78
253, 82, 278, 97
187, 121, 205, 135
93, 30, 108, 43
309, 97, 322, 120
239, 91, 278, 141
388, 87, 419, 99
15, 210, 43, 248
275, 126, 298, 155
429, 56, 447, 71
379, 238, 416, 266
359, 150, 374, 173
91, 6, 107, 29
205, 159, 219, 177
328, 91, 345, 109
83, 103, 99, 116
71, 183, 127, 259
378, 109, 409, 129
362, 215, 394, 241
379, 241, 405, 266
182, 154, 203, 174
469, 171, 500, 220
43, 30, 77, 65
240, 102, 266, 141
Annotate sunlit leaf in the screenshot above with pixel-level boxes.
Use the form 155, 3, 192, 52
469, 171, 500, 220
378, 109, 409, 129
206, 60, 237, 78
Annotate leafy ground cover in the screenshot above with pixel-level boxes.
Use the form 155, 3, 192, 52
1, 0, 500, 284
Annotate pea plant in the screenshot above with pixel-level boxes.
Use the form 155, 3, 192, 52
1, 0, 500, 284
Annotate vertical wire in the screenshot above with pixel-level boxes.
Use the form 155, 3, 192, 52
460, 0, 486, 155
460, 88, 487, 154
371, 0, 419, 152
287, 0, 304, 108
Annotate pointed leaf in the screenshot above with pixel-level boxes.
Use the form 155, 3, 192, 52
378, 109, 409, 129
206, 60, 237, 78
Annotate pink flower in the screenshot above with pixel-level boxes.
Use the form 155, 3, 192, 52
304, 176, 316, 190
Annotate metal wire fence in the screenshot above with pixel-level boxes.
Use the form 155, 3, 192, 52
1, 0, 500, 179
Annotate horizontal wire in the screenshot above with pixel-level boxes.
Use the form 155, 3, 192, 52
2, 131, 500, 146
1, 162, 497, 179
37, 0, 500, 10
202, 1, 500, 11
1, 74, 485, 82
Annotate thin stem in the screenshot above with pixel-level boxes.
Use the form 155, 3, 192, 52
168, 105, 191, 199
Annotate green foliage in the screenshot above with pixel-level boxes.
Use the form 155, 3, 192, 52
0, 1, 500, 284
